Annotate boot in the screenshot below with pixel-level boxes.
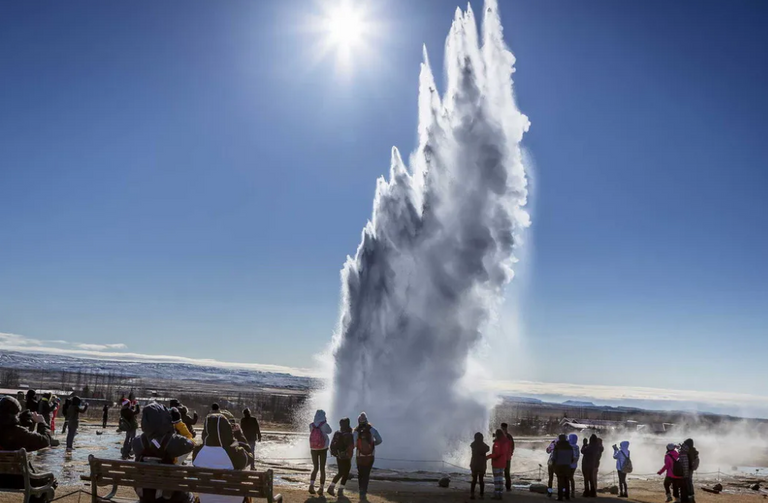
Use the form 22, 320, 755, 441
308, 482, 316, 495
327, 484, 335, 496
318, 486, 324, 497
337, 486, 344, 498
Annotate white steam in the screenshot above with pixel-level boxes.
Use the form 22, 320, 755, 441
328, 0, 530, 461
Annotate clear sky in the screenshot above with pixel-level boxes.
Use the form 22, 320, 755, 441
1, 1, 767, 400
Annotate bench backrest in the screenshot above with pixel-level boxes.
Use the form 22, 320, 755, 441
0, 450, 29, 477
88, 456, 274, 500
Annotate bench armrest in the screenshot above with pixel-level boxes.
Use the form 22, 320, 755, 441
28, 471, 55, 481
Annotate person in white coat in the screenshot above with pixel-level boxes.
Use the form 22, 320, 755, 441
309, 409, 333, 496
193, 414, 252, 503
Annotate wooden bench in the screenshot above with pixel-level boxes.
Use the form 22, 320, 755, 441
85, 456, 282, 503
0, 449, 56, 503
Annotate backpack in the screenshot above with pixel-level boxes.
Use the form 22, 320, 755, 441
670, 454, 684, 477
309, 421, 327, 450
620, 451, 633, 474
330, 431, 353, 459
689, 448, 700, 472
356, 425, 375, 458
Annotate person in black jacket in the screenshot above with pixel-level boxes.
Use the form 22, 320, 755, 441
553, 434, 575, 501
0, 396, 56, 503
580, 434, 603, 497
37, 393, 55, 427
469, 432, 490, 500
25, 390, 39, 418
240, 408, 262, 469
132, 402, 194, 503
65, 395, 88, 452
119, 397, 140, 459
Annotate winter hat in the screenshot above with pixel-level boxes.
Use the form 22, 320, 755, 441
170, 407, 182, 424
0, 396, 22, 416
683, 438, 694, 448
357, 412, 368, 425
211, 403, 220, 412
339, 417, 351, 432
474, 432, 484, 442
666, 443, 677, 451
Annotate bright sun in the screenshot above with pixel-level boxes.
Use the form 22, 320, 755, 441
309, 0, 378, 72
326, 3, 365, 48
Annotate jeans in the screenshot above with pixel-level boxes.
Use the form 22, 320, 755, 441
310, 449, 327, 486
248, 441, 256, 469
492, 468, 504, 497
356, 457, 374, 497
471, 470, 485, 496
618, 471, 628, 496
121, 429, 136, 458
332, 458, 352, 486
66, 424, 77, 450
664, 477, 681, 498
555, 466, 570, 500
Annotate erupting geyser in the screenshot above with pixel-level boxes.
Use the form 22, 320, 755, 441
328, 0, 530, 461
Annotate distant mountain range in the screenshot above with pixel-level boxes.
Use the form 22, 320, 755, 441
0, 350, 315, 390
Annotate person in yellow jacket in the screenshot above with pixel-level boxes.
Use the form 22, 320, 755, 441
171, 407, 194, 439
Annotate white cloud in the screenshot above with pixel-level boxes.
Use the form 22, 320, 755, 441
0, 332, 44, 346
75, 343, 127, 351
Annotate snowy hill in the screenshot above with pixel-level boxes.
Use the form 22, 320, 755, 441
0, 351, 315, 390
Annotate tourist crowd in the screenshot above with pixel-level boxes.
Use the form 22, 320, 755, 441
1, 389, 703, 503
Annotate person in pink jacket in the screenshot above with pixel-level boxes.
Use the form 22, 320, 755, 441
657, 443, 682, 502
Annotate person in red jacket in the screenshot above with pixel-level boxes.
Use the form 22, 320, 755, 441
657, 443, 682, 502
486, 429, 510, 500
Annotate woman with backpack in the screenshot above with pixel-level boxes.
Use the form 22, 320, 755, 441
327, 417, 354, 498
657, 443, 682, 502
353, 412, 382, 502
308, 409, 333, 496
612, 441, 631, 498
678, 438, 699, 503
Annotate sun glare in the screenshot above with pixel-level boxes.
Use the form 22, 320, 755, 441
309, 0, 378, 73
326, 3, 365, 48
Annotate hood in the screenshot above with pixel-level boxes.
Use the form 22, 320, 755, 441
358, 412, 368, 425
201, 414, 234, 447
683, 438, 694, 449
474, 432, 484, 442
558, 434, 567, 442
26, 390, 36, 400
620, 441, 630, 454
589, 434, 598, 444
339, 417, 352, 433
0, 396, 22, 426
313, 409, 327, 426
568, 434, 579, 446
141, 402, 174, 439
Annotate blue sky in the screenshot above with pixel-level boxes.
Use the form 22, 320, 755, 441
1, 1, 767, 401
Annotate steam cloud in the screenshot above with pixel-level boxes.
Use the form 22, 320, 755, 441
329, 0, 530, 460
